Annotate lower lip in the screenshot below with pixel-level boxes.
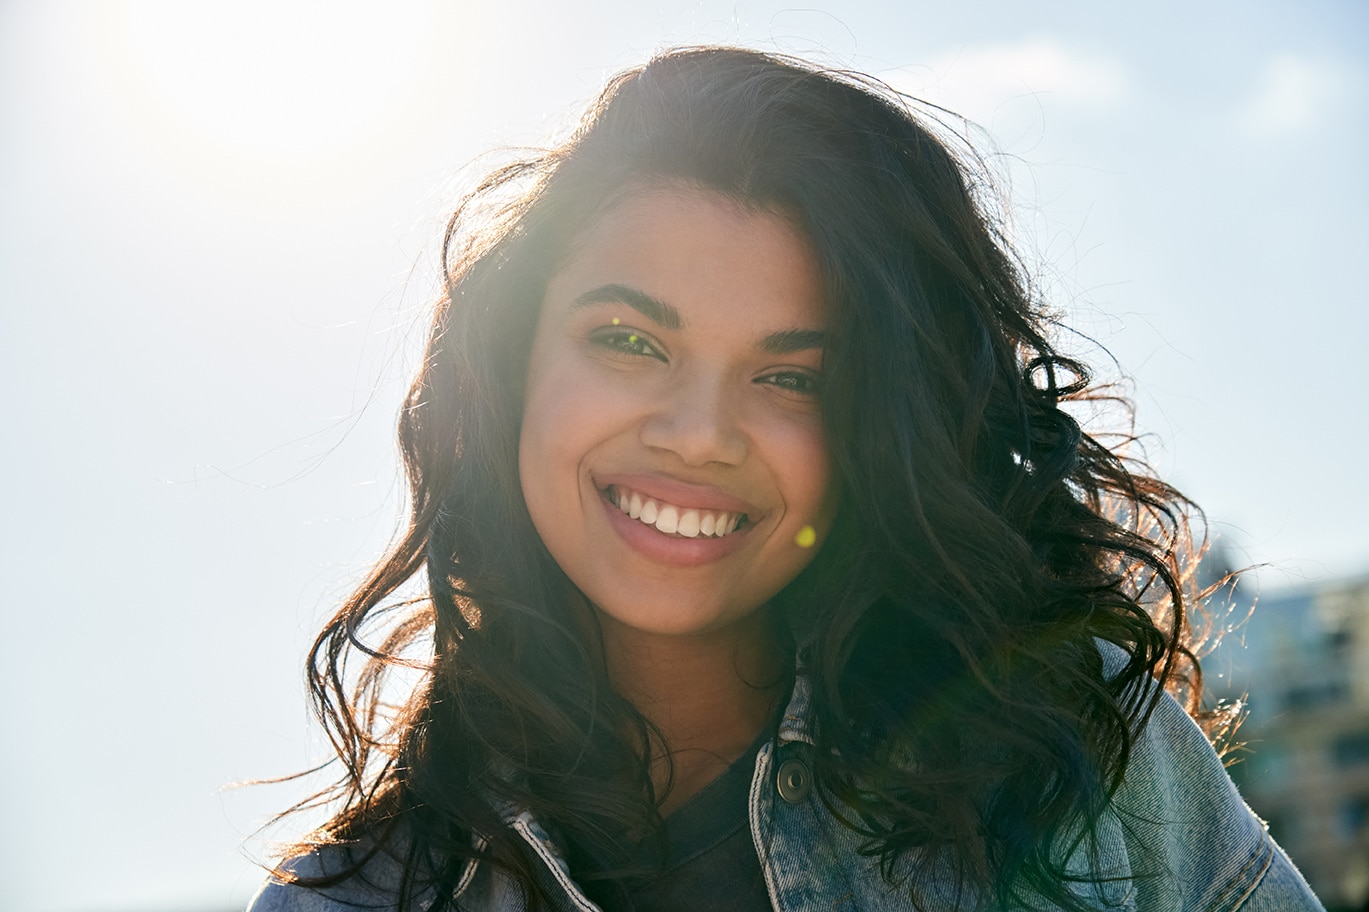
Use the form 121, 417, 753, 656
599, 492, 753, 567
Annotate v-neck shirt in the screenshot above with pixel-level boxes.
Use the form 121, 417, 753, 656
575, 733, 774, 912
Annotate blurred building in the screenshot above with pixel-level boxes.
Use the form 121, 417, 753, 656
1209, 573, 1369, 910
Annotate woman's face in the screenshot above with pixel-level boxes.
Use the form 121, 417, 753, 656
519, 185, 837, 641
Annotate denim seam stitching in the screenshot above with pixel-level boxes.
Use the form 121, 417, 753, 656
1205, 831, 1274, 912
512, 817, 601, 912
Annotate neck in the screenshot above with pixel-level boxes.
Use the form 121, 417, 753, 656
598, 609, 788, 816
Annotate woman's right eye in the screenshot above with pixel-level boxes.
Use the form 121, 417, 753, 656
590, 327, 664, 359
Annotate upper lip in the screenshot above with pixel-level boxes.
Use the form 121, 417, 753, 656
592, 472, 760, 516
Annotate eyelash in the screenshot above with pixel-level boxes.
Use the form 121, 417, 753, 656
591, 327, 664, 359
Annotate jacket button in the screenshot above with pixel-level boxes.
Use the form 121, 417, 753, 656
776, 758, 811, 804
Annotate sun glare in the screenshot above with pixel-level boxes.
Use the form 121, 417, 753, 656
94, 2, 443, 189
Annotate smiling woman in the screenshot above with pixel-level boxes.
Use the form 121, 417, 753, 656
519, 188, 837, 820
247, 47, 1325, 911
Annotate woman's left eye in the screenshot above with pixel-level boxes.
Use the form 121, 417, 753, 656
759, 370, 822, 396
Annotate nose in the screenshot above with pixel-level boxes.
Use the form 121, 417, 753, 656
639, 370, 748, 467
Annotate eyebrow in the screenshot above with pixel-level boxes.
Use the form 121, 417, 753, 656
570, 284, 682, 330
569, 282, 826, 353
761, 328, 827, 355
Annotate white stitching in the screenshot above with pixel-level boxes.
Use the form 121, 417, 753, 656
451, 834, 487, 899
512, 817, 602, 912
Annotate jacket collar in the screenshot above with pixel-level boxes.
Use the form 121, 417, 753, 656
777, 673, 816, 746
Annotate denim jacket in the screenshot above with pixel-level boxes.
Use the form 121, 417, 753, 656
249, 675, 1324, 911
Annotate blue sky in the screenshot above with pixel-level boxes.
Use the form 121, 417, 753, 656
1, 1, 1365, 909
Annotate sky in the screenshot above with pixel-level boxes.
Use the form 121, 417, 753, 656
1, 1, 1365, 910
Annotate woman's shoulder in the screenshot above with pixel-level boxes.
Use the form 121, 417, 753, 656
1081, 639, 1321, 909
1108, 663, 1324, 909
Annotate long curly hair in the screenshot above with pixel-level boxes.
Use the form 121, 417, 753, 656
282, 46, 1226, 911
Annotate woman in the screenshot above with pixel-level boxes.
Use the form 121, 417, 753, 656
250, 47, 1322, 911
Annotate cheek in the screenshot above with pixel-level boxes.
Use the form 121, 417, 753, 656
518, 345, 574, 532
518, 348, 632, 536
520, 382, 578, 509
797, 425, 833, 499
754, 408, 834, 523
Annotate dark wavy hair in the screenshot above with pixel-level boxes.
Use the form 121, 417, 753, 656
281, 46, 1227, 911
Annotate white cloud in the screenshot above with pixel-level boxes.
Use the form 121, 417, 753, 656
881, 36, 1129, 126
1238, 53, 1347, 139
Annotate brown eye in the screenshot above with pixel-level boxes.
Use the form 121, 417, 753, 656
760, 370, 821, 396
592, 328, 664, 360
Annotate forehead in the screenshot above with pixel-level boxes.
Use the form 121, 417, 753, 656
547, 184, 827, 330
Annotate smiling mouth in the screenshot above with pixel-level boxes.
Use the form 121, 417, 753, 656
602, 484, 749, 538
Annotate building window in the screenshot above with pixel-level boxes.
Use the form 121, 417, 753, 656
1332, 731, 1369, 768
1281, 679, 1350, 711
1338, 797, 1369, 843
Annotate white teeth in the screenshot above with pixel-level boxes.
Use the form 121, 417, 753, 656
677, 509, 700, 538
608, 486, 745, 538
654, 505, 679, 534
